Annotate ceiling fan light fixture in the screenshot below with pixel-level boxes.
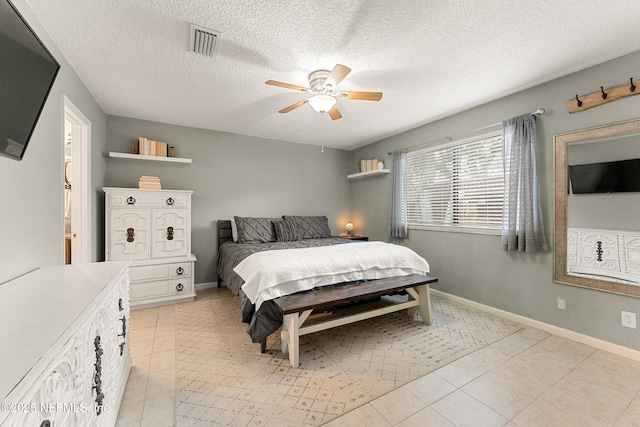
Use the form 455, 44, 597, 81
308, 95, 336, 114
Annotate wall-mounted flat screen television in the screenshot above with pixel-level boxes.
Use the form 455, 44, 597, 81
0, 0, 60, 161
569, 158, 640, 194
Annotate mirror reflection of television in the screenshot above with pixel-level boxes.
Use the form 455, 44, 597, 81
0, 0, 60, 161
569, 158, 640, 194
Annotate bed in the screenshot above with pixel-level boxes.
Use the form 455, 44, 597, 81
216, 216, 433, 352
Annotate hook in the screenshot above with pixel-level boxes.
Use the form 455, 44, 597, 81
575, 94, 583, 107
600, 86, 608, 100
631, 77, 636, 92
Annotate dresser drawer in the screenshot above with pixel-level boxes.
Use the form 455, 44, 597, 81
108, 190, 190, 209
130, 277, 193, 300
130, 262, 192, 282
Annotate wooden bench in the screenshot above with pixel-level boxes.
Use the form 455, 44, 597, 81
272, 274, 438, 368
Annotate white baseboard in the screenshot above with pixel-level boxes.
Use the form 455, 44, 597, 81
195, 281, 218, 290
430, 289, 640, 362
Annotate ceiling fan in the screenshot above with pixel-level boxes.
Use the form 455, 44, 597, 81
265, 64, 383, 120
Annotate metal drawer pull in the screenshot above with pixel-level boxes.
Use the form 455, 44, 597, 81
176, 266, 184, 275
118, 316, 127, 338
93, 336, 104, 415
126, 196, 136, 205
166, 197, 175, 205
176, 283, 184, 292
126, 228, 135, 242
167, 226, 174, 240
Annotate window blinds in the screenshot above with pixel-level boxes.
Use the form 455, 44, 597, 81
406, 133, 504, 232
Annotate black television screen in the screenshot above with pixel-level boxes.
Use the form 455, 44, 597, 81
569, 158, 640, 194
0, 0, 60, 161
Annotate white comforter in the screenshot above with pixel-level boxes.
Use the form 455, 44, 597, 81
235, 241, 430, 310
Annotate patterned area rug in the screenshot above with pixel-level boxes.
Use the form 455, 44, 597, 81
175, 289, 522, 426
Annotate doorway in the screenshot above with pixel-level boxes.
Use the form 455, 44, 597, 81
63, 96, 92, 264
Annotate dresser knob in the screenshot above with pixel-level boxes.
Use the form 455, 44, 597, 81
176, 283, 184, 292
126, 196, 136, 205
176, 267, 184, 275
166, 197, 175, 206
126, 228, 135, 242
167, 226, 174, 240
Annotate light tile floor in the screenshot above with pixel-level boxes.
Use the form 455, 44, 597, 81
117, 289, 640, 427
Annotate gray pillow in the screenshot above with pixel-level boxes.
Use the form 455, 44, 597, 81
273, 219, 301, 242
282, 215, 331, 239
234, 216, 279, 243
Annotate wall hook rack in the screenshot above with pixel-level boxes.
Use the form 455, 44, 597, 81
575, 94, 583, 107
568, 77, 640, 113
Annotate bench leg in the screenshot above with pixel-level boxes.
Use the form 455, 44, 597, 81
281, 313, 300, 368
416, 284, 432, 325
407, 284, 432, 325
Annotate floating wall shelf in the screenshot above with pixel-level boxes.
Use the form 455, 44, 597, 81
108, 152, 192, 164
347, 169, 390, 179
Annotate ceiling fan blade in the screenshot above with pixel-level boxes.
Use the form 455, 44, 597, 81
328, 105, 342, 120
338, 91, 383, 101
323, 64, 351, 90
278, 99, 308, 114
266, 80, 310, 92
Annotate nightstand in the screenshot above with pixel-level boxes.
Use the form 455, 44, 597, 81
338, 234, 369, 241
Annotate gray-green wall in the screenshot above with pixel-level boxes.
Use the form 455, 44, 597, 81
0, 0, 107, 285
2, 0, 638, 352
104, 116, 352, 284
351, 50, 640, 350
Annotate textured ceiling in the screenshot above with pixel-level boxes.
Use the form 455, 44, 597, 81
24, 0, 640, 150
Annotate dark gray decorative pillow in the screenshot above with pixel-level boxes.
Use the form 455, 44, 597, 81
234, 216, 279, 243
273, 220, 301, 242
282, 215, 331, 239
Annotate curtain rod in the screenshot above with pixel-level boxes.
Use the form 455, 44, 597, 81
387, 108, 545, 155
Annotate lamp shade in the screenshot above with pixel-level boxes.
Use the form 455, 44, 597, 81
345, 222, 354, 234
308, 95, 336, 113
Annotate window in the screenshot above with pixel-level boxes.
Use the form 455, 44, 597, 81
406, 131, 503, 234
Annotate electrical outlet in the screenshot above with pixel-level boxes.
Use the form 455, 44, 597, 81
556, 297, 566, 311
622, 311, 637, 329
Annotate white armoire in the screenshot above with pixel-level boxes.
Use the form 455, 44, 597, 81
103, 187, 197, 308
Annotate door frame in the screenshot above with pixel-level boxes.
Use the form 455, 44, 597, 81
63, 95, 92, 264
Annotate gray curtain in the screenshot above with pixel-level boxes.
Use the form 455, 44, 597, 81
501, 114, 549, 252
390, 149, 408, 238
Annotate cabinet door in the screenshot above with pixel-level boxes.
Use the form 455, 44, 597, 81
579, 231, 619, 272
151, 209, 188, 258
109, 210, 150, 260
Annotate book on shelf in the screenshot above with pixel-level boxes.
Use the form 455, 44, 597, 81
359, 158, 383, 172
137, 137, 168, 157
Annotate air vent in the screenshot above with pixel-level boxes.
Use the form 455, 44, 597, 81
189, 24, 220, 57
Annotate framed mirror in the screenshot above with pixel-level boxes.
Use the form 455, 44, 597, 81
554, 118, 640, 297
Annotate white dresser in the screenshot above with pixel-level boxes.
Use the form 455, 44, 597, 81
567, 227, 640, 285
103, 187, 196, 308
0, 261, 131, 427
